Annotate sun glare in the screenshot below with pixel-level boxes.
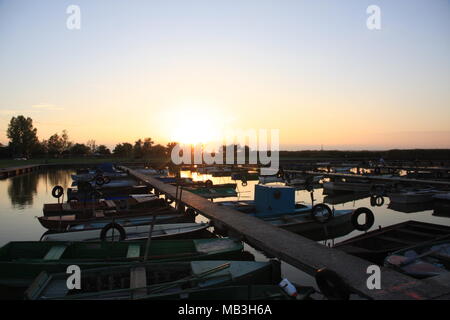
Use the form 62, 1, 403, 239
167, 103, 227, 145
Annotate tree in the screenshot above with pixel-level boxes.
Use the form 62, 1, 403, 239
142, 138, 154, 158
69, 143, 90, 155
96, 145, 111, 155
7, 116, 39, 158
47, 133, 64, 156
133, 139, 143, 158
61, 130, 72, 152
86, 140, 96, 153
113, 143, 133, 158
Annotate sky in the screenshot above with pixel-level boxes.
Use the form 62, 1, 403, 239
0, 0, 449, 150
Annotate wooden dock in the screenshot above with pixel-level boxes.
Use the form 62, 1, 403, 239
121, 166, 450, 300
0, 164, 43, 179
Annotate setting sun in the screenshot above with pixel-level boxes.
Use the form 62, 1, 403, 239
165, 103, 230, 145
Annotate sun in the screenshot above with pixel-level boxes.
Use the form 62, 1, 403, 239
168, 103, 226, 145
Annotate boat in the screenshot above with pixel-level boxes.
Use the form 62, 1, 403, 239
0, 238, 244, 293
323, 177, 386, 194
323, 192, 370, 205
388, 189, 444, 204
387, 201, 434, 213
67, 185, 151, 201
258, 175, 284, 184
25, 260, 281, 300
184, 183, 238, 199
64, 214, 191, 232
384, 240, 450, 279
71, 179, 139, 189
71, 163, 128, 181
43, 194, 164, 217
37, 205, 191, 230
334, 221, 450, 264
40, 222, 211, 242
433, 193, 450, 216
218, 185, 359, 241
231, 171, 260, 182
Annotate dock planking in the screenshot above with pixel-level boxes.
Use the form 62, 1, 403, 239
121, 166, 450, 300
0, 164, 42, 179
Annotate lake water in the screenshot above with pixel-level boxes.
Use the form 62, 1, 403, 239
1, 168, 449, 292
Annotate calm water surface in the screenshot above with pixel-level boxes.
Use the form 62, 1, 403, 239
1, 169, 449, 290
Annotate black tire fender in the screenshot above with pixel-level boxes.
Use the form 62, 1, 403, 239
100, 223, 126, 241
315, 268, 350, 300
52, 186, 64, 199
205, 180, 213, 188
311, 204, 333, 224
351, 207, 375, 231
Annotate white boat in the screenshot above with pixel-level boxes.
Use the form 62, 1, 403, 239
41, 222, 209, 242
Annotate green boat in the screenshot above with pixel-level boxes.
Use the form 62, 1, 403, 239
185, 183, 238, 199
25, 260, 281, 300
0, 238, 244, 294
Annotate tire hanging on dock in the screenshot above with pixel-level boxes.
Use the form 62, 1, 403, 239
100, 223, 126, 241
311, 204, 333, 224
205, 179, 213, 188
315, 268, 350, 300
351, 207, 375, 231
51, 186, 64, 199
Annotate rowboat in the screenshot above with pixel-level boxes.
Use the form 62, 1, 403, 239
334, 221, 450, 264
387, 201, 434, 213
67, 185, 151, 201
433, 193, 450, 216
0, 238, 244, 293
218, 185, 360, 241
323, 177, 385, 194
385, 240, 450, 279
41, 222, 210, 242
258, 175, 284, 184
37, 206, 191, 230
71, 179, 139, 189
25, 260, 281, 300
43, 194, 164, 217
64, 214, 191, 232
388, 189, 444, 204
184, 183, 238, 199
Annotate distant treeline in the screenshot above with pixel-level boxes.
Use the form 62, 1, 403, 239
279, 149, 450, 161
1, 115, 176, 160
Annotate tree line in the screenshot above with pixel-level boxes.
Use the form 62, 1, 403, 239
1, 115, 176, 159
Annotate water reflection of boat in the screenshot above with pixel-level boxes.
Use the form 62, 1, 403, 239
385, 240, 450, 279
387, 201, 434, 213
323, 192, 370, 205
334, 221, 450, 264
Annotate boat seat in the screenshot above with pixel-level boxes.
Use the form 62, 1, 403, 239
44, 245, 67, 260
127, 244, 141, 258
130, 267, 147, 297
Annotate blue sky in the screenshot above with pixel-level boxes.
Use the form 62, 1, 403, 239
0, 0, 449, 149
